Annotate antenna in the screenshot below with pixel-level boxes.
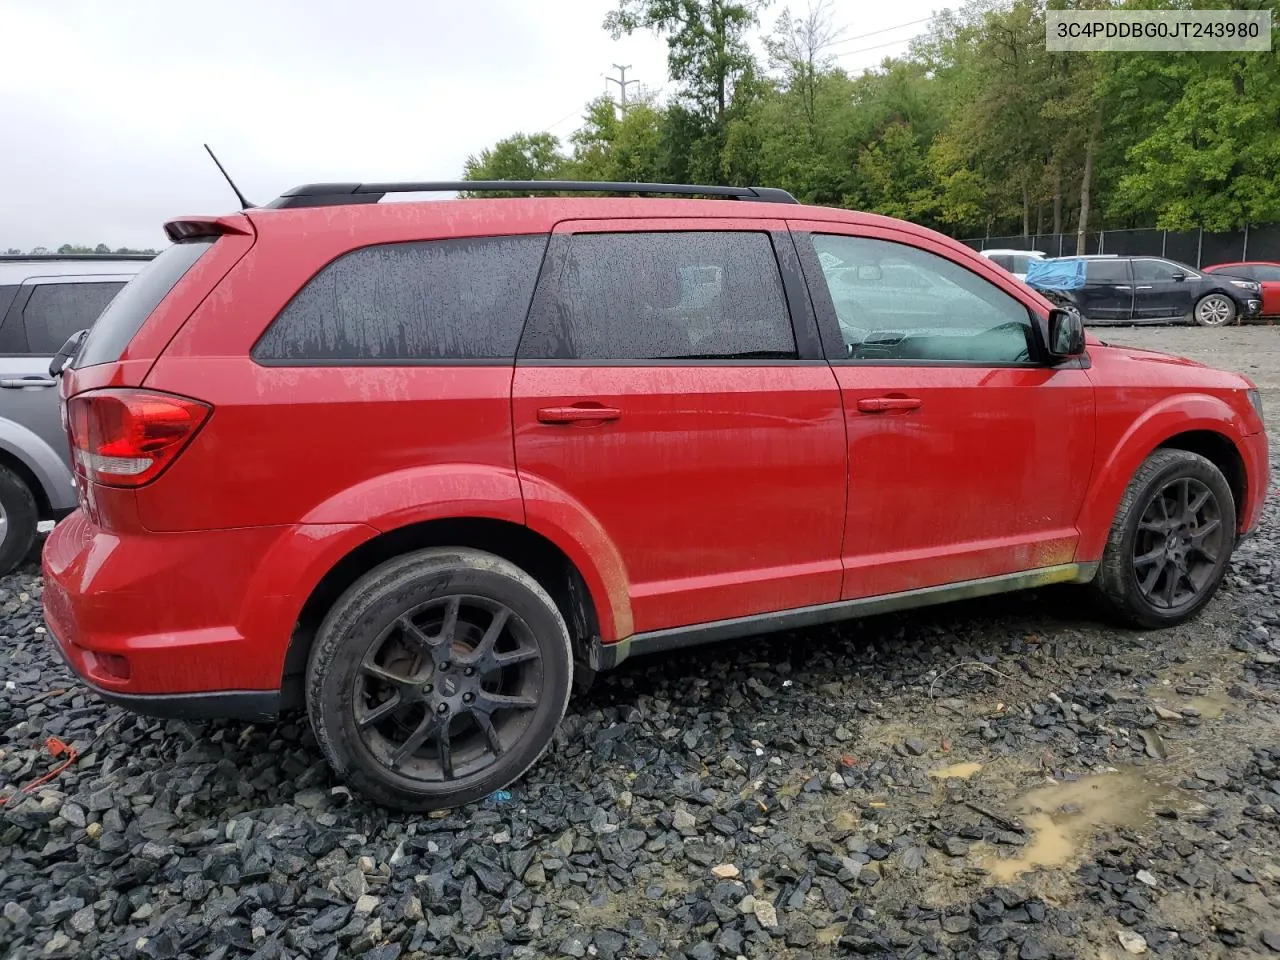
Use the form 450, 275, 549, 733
202, 144, 255, 210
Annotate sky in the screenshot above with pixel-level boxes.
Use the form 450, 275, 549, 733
0, 0, 943, 251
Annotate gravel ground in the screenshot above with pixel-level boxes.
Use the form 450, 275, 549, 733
2, 328, 1279, 960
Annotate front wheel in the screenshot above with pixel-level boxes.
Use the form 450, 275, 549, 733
1194, 293, 1236, 327
1091, 449, 1235, 629
307, 548, 573, 811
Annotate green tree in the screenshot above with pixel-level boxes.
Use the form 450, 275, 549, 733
605, 0, 767, 124
461, 133, 568, 195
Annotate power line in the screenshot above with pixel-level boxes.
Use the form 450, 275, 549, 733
606, 64, 640, 107
828, 14, 936, 48
831, 34, 924, 60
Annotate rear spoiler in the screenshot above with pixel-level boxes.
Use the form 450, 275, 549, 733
164, 214, 254, 244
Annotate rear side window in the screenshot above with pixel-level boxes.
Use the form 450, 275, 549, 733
253, 236, 548, 364
1253, 265, 1280, 282
519, 231, 797, 361
1086, 259, 1129, 283
75, 240, 213, 368
23, 282, 125, 354
986, 254, 1013, 270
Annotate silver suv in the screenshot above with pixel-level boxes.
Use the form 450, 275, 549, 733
0, 255, 148, 573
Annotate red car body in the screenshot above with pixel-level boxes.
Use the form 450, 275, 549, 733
42, 196, 1269, 719
1203, 261, 1280, 316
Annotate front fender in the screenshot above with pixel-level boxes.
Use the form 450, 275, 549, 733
0, 418, 76, 511
1076, 394, 1252, 560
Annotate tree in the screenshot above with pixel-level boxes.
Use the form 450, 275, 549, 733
461, 133, 568, 195
765, 1, 843, 129
605, 0, 767, 124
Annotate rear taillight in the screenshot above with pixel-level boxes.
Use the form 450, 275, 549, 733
66, 389, 211, 488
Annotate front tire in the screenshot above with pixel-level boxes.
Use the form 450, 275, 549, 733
0, 466, 38, 576
307, 548, 573, 811
1092, 450, 1235, 629
1194, 293, 1236, 327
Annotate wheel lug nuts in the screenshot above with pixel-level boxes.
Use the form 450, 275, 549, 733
439, 662, 450, 671
464, 667, 474, 677
437, 703, 449, 714
423, 683, 433, 694
463, 692, 475, 704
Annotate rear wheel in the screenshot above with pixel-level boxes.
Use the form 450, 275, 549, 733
1194, 293, 1236, 327
1092, 449, 1235, 629
307, 548, 572, 811
0, 466, 38, 576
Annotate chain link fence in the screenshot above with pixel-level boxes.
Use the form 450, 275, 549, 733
960, 225, 1280, 267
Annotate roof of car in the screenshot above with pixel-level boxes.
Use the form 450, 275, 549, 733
980, 248, 1045, 256
1204, 261, 1280, 268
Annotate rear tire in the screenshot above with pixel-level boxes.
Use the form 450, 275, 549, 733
306, 547, 572, 811
1091, 450, 1235, 629
0, 466, 38, 576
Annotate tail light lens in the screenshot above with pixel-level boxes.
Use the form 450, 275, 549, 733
66, 389, 211, 487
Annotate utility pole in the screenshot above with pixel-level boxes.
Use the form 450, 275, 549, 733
606, 64, 639, 109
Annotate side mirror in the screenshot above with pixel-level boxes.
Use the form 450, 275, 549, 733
1047, 308, 1085, 359
1170, 272, 1186, 282
49, 329, 89, 378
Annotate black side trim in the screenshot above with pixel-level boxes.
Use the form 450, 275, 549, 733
88, 685, 281, 722
592, 563, 1098, 670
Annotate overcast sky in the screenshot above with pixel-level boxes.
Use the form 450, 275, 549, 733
0, 0, 943, 251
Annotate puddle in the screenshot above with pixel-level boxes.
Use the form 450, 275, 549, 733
980, 768, 1178, 882
929, 761, 983, 780
1146, 684, 1234, 719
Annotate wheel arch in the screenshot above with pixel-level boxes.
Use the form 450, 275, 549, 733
1076, 395, 1253, 561
279, 517, 607, 709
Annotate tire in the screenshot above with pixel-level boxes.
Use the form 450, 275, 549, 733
307, 547, 572, 811
1092, 449, 1235, 629
1194, 293, 1236, 327
0, 466, 38, 577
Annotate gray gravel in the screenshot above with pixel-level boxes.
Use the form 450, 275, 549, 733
2, 328, 1278, 959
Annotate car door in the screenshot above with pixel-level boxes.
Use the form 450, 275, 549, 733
790, 221, 1096, 600
1077, 258, 1133, 321
1131, 258, 1195, 320
0, 275, 127, 468
1247, 264, 1280, 315
511, 219, 847, 635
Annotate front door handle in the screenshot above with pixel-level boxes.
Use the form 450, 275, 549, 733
1114, 285, 1132, 290
1134, 285, 1153, 290
857, 397, 922, 413
0, 377, 57, 389
537, 404, 622, 425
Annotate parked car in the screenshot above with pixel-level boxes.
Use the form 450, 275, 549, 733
1030, 255, 1262, 326
979, 248, 1045, 281
0, 254, 148, 573
1202, 261, 1280, 316
43, 180, 1268, 810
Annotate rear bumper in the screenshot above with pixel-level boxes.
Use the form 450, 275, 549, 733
41, 510, 374, 714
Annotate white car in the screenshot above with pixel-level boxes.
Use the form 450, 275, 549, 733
979, 248, 1045, 281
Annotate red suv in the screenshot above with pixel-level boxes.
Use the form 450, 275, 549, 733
43, 180, 1269, 810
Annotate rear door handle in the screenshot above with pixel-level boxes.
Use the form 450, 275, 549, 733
857, 397, 922, 413
1134, 285, 1153, 290
0, 377, 56, 389
1114, 285, 1132, 290
537, 405, 622, 425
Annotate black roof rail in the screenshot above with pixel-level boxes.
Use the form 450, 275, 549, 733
263, 180, 799, 209
0, 253, 155, 262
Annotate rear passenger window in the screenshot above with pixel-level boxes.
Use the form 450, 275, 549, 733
1086, 259, 1129, 283
519, 231, 797, 361
23, 282, 126, 354
253, 236, 547, 363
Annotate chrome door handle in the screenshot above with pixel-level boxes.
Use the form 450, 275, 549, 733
1114, 285, 1132, 290
0, 378, 56, 389
1135, 285, 1153, 290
